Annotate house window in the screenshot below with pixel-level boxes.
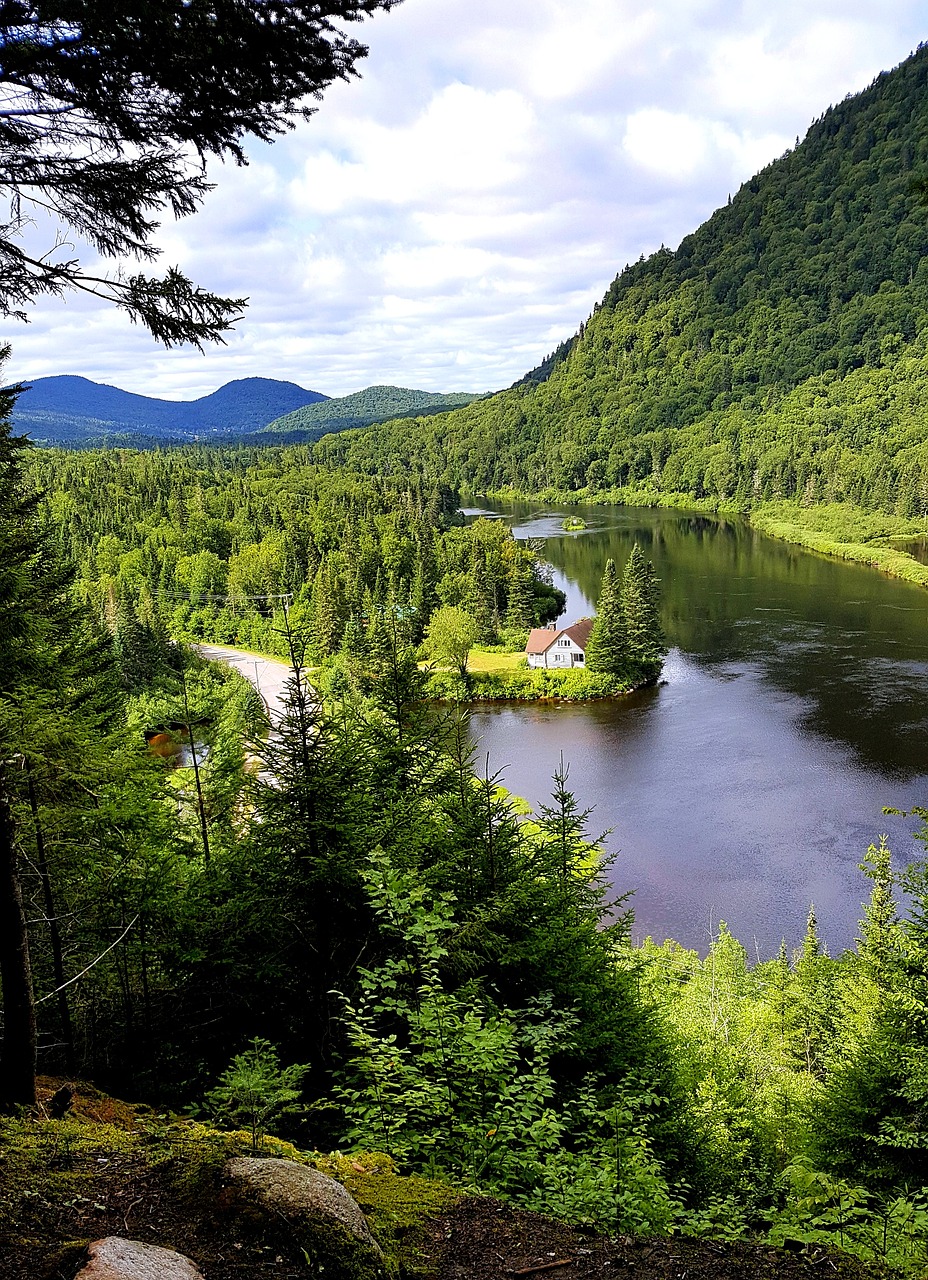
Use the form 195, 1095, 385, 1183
557, 637, 570, 647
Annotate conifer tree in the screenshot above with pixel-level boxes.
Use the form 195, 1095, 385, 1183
0, 368, 58, 1107
239, 633, 375, 1081
621, 543, 666, 682
810, 841, 928, 1183
793, 905, 836, 1078
585, 559, 627, 675
504, 556, 535, 634
0, 357, 123, 1106
0, 0, 399, 344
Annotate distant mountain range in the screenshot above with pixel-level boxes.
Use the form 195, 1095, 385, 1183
8, 375, 482, 446
262, 385, 481, 437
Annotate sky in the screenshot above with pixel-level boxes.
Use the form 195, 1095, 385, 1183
4, 0, 928, 401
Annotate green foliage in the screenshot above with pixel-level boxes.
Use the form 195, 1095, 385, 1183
584, 546, 665, 684
585, 559, 626, 676
766, 1161, 928, 1270
206, 1037, 310, 1152
426, 665, 631, 702
810, 836, 928, 1187
263, 385, 481, 439
423, 605, 480, 681
621, 544, 666, 679
751, 502, 928, 587
24, 452, 553, 665
335, 848, 680, 1233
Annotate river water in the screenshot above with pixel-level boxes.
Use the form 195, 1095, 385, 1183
465, 502, 928, 956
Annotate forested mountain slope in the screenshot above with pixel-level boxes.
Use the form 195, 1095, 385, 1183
10, 375, 328, 444
263, 384, 481, 437
318, 44, 928, 513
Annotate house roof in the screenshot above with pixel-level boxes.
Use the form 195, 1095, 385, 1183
525, 617, 595, 655
526, 627, 558, 654
562, 617, 594, 651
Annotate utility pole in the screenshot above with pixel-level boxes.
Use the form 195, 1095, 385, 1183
181, 674, 211, 866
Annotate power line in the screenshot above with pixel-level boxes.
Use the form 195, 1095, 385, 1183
154, 588, 294, 604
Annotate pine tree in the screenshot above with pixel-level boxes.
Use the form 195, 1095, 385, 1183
240, 639, 376, 1083
585, 559, 627, 675
0, 0, 397, 344
0, 358, 123, 1106
811, 841, 928, 1183
467, 550, 497, 643
621, 543, 666, 683
114, 589, 152, 691
793, 905, 836, 1078
504, 556, 535, 635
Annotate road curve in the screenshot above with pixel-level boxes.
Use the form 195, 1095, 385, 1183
196, 644, 294, 721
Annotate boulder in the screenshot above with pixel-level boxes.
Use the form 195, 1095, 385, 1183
221, 1156, 384, 1278
75, 1237, 203, 1280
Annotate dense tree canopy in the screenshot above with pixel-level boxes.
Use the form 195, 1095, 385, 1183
0, 0, 398, 344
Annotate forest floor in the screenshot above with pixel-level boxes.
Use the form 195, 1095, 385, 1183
420, 1197, 887, 1280
1, 1081, 889, 1280
3, 1179, 891, 1280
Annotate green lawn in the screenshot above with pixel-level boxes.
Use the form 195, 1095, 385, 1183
466, 649, 526, 674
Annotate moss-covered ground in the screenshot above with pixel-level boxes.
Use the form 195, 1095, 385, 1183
0, 1078, 458, 1280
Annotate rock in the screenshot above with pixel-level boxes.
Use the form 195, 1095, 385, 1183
76, 1237, 203, 1280
49, 1083, 74, 1119
222, 1156, 384, 1278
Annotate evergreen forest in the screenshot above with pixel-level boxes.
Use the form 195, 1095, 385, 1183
5, 29, 928, 1280
3, 404, 928, 1271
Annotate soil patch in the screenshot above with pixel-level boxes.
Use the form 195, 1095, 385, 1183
417, 1197, 888, 1280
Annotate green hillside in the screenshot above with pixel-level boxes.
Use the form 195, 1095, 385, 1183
316, 46, 928, 522
263, 383, 481, 437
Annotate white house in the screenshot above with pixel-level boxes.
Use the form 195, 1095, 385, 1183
525, 618, 594, 669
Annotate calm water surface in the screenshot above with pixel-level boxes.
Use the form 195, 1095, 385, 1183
465, 503, 928, 955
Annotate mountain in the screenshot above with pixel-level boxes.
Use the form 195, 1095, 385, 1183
10, 375, 328, 444
263, 385, 483, 438
316, 45, 928, 518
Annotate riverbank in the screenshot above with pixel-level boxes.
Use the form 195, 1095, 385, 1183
467, 485, 928, 591
197, 643, 637, 707
748, 501, 928, 587
428, 666, 635, 702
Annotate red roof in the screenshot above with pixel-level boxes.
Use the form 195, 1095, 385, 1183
525, 617, 594, 655
562, 618, 594, 651
526, 627, 557, 654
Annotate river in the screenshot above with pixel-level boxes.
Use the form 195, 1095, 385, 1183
465, 502, 928, 956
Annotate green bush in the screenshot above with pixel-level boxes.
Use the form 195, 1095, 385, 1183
425, 667, 632, 702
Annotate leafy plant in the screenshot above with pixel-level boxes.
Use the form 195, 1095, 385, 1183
335, 848, 680, 1232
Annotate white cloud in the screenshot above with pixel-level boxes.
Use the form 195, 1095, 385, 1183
289, 83, 536, 215
4, 0, 928, 399
623, 108, 790, 186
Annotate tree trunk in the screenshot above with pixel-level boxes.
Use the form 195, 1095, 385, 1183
25, 758, 76, 1074
0, 765, 37, 1109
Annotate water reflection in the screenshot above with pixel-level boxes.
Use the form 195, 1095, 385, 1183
467, 502, 928, 954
